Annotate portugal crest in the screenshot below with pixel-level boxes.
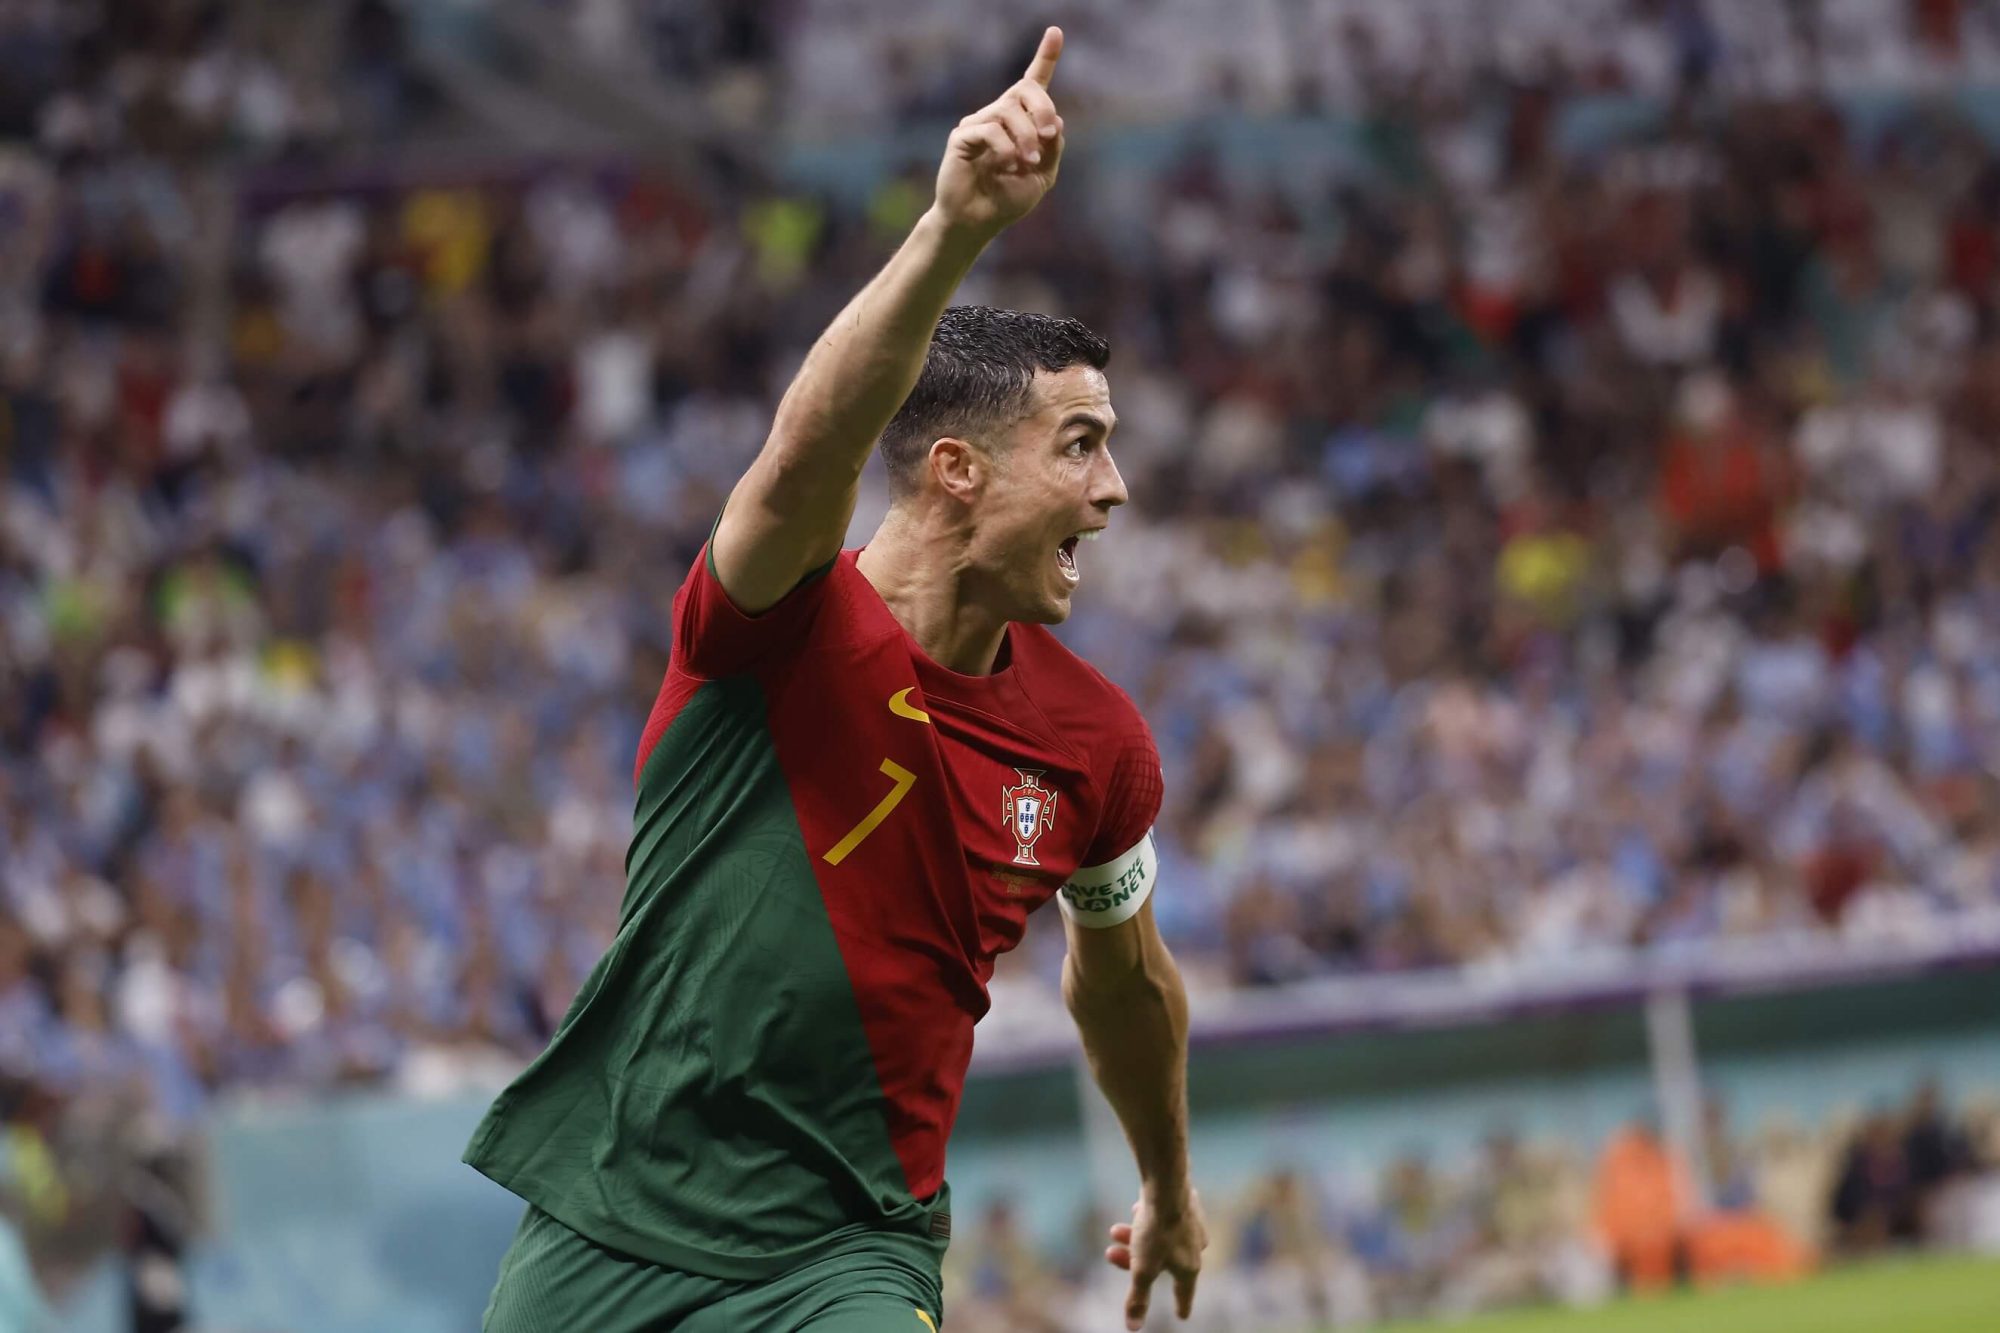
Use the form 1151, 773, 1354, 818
1001, 769, 1058, 866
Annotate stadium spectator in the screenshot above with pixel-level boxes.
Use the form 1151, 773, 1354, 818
1831, 1111, 1921, 1254
1222, 1168, 1374, 1330
1436, 1130, 1612, 1314
1684, 1100, 1815, 1287
951, 1197, 1067, 1333
1904, 1078, 1980, 1239
1592, 1119, 1692, 1291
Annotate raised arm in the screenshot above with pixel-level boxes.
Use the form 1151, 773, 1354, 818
1064, 898, 1208, 1330
711, 27, 1069, 613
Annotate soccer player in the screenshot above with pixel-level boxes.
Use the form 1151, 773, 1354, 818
466, 27, 1205, 1332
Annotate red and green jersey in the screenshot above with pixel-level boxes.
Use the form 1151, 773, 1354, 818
464, 543, 1161, 1279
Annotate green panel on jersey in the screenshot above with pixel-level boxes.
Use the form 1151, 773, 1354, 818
464, 676, 924, 1280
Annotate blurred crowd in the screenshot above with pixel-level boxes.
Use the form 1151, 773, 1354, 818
943, 1079, 2000, 1331
558, 0, 2000, 134
9, 0, 2000, 1308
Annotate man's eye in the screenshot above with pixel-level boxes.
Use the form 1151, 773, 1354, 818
1066, 437, 1088, 455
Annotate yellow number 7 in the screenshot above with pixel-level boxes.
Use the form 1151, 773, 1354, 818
823, 759, 917, 866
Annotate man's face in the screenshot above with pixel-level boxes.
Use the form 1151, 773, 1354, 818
967, 364, 1127, 625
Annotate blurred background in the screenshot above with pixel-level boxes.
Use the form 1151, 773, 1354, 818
5, 0, 2000, 1330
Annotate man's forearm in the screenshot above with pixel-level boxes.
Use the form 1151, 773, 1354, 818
765, 209, 992, 480
1064, 936, 1193, 1204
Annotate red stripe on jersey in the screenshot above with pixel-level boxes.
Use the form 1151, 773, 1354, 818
757, 633, 994, 1199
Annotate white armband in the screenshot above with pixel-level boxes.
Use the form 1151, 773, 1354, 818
1058, 830, 1157, 928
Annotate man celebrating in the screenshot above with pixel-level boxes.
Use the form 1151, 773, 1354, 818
467, 28, 1205, 1332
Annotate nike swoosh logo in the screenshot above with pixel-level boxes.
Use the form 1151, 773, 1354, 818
915, 1311, 937, 1333
889, 687, 932, 724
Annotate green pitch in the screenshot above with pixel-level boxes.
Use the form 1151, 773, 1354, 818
1370, 1254, 2000, 1333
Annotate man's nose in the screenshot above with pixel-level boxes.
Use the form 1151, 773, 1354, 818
1094, 451, 1129, 509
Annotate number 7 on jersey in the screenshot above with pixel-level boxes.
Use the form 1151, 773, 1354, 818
823, 759, 917, 865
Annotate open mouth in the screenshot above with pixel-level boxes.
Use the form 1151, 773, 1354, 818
1055, 529, 1100, 585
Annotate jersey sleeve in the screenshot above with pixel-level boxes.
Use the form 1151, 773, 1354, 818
670, 537, 836, 679
1058, 715, 1164, 929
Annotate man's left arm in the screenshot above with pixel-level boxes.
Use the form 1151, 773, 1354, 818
1063, 895, 1207, 1329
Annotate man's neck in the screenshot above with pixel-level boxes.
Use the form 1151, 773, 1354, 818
855, 511, 1009, 675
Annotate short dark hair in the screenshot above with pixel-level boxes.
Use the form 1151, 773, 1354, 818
879, 305, 1111, 495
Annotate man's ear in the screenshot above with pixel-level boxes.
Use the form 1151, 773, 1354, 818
927, 436, 988, 504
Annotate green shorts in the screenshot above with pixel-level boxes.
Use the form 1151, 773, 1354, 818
481, 1205, 947, 1333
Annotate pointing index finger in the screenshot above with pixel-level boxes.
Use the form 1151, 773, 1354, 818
1023, 25, 1063, 89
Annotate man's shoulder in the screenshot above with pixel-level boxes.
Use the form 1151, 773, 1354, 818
1011, 628, 1163, 866
1010, 624, 1150, 742
787, 547, 892, 643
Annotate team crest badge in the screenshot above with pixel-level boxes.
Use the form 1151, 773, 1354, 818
1001, 769, 1058, 866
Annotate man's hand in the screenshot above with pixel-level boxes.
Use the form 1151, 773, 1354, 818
933, 26, 1066, 240
1105, 1188, 1208, 1330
